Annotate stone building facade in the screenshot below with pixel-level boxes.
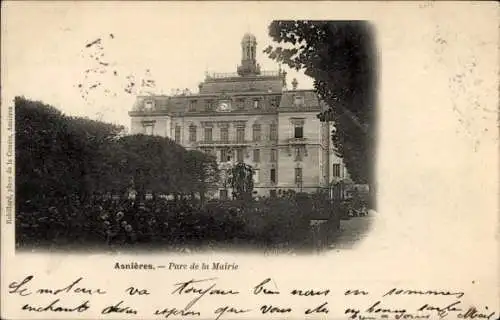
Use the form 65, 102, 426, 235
129, 33, 349, 198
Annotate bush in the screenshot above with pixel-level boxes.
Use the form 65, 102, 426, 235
16, 195, 339, 249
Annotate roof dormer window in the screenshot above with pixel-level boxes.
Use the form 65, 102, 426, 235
294, 96, 304, 106
253, 99, 260, 109
144, 100, 154, 111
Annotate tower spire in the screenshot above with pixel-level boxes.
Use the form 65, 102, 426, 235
237, 33, 260, 76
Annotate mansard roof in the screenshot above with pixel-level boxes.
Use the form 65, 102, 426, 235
130, 88, 328, 117
199, 71, 285, 94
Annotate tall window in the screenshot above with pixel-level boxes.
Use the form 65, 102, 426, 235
295, 168, 303, 185
332, 163, 341, 177
253, 149, 260, 163
220, 127, 229, 142
294, 125, 304, 138
189, 100, 197, 112
252, 124, 261, 141
269, 123, 278, 140
270, 168, 276, 184
204, 127, 213, 142
236, 127, 245, 143
189, 125, 197, 142
236, 149, 244, 162
270, 149, 277, 162
144, 125, 154, 135
220, 149, 229, 162
174, 126, 181, 143
295, 147, 302, 161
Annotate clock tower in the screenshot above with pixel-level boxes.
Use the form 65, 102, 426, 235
237, 33, 261, 76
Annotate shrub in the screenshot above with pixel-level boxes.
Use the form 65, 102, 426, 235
16, 194, 339, 249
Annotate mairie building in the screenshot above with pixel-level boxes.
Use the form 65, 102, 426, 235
129, 33, 349, 199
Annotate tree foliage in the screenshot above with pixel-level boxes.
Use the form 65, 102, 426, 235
15, 96, 125, 202
184, 150, 220, 203
15, 97, 218, 207
229, 162, 254, 200
264, 21, 377, 195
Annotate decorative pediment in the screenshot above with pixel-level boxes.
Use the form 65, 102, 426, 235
290, 118, 305, 126
200, 121, 214, 128
233, 120, 247, 128
216, 121, 230, 128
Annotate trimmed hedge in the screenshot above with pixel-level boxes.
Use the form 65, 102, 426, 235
16, 197, 337, 249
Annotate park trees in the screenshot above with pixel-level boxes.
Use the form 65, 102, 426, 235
113, 134, 185, 198
229, 162, 254, 200
15, 97, 219, 204
15, 97, 125, 204
264, 20, 377, 207
184, 150, 219, 204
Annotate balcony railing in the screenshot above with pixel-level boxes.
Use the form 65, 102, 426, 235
205, 70, 282, 80
288, 137, 307, 144
205, 72, 239, 80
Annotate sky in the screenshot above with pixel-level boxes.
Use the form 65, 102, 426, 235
2, 2, 314, 130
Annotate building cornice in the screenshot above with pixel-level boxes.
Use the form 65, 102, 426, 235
129, 107, 322, 118
130, 110, 278, 117
136, 89, 315, 100
204, 75, 283, 83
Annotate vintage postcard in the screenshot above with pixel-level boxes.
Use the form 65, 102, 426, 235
1, 1, 498, 319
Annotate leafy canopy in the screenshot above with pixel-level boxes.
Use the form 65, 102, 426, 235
15, 97, 218, 205
264, 21, 377, 186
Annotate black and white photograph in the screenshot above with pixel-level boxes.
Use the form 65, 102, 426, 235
12, 17, 377, 254
2, 2, 498, 320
